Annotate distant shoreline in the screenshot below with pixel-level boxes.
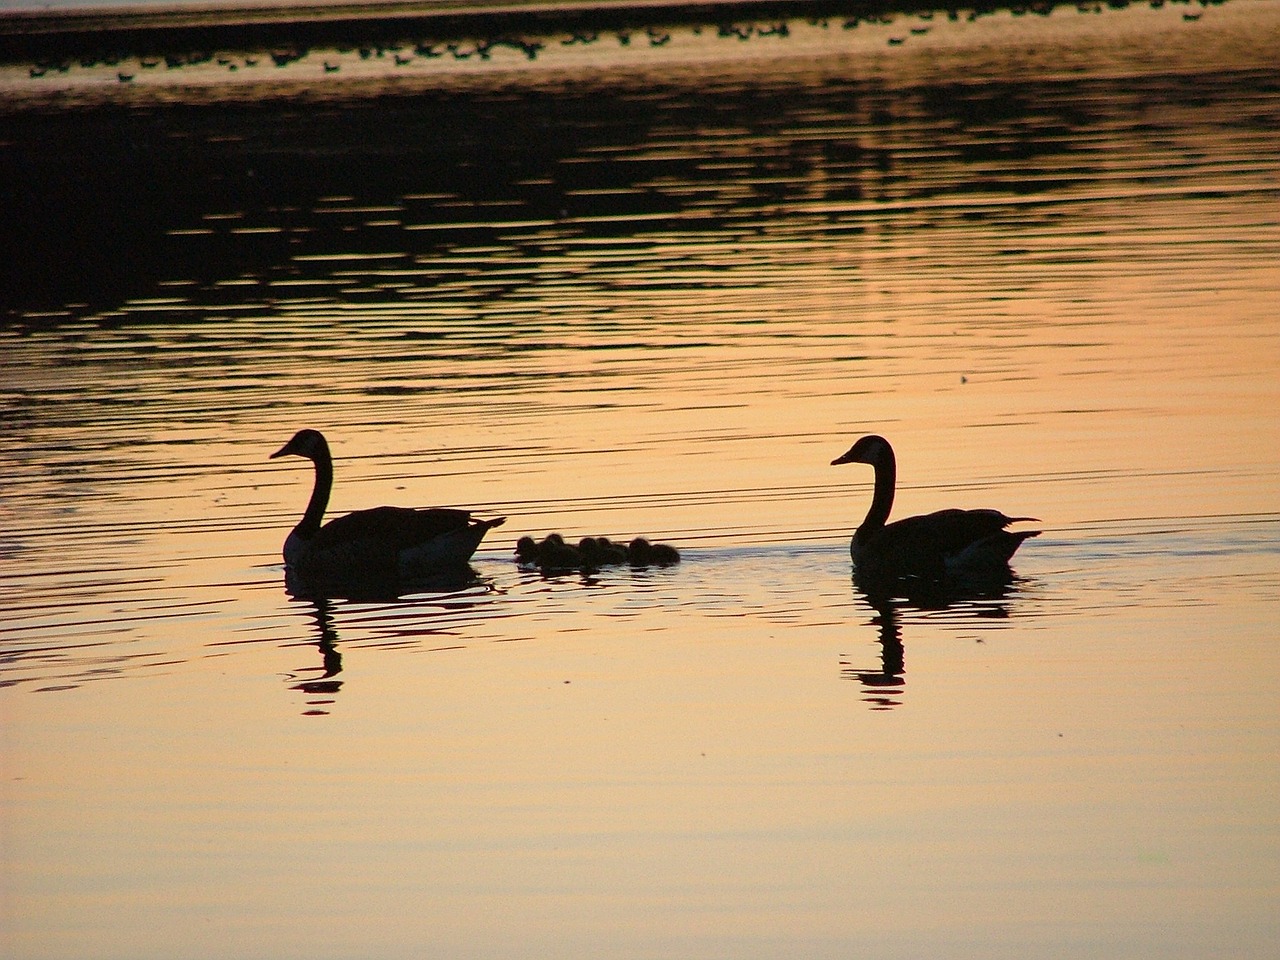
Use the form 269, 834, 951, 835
1, 0, 1204, 63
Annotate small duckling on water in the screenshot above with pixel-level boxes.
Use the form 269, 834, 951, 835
578, 536, 629, 566
514, 532, 680, 570
514, 535, 541, 563
538, 533, 585, 569
516, 533, 579, 567
626, 537, 681, 567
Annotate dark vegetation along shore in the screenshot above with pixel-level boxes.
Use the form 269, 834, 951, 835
0, 0, 1223, 67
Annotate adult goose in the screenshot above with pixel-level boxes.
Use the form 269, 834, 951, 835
270, 429, 505, 581
831, 435, 1038, 582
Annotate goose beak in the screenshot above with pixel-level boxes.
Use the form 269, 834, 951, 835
831, 451, 856, 466
269, 443, 292, 460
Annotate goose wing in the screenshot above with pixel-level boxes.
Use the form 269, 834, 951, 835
870, 509, 1037, 570
313, 506, 475, 553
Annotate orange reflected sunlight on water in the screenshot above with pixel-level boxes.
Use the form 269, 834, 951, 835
2, 2, 1279, 957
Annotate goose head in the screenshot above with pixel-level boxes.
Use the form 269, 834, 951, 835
271, 428, 329, 463
831, 434, 891, 467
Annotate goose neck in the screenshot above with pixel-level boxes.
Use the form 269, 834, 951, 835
861, 446, 896, 534
297, 453, 332, 538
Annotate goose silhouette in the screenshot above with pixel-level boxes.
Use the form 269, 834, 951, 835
271, 429, 504, 582
832, 435, 1038, 582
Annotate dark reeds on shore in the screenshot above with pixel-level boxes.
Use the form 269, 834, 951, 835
0, 0, 1097, 66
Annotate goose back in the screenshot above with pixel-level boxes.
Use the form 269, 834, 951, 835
856, 508, 1039, 578
310, 506, 475, 554
289, 506, 492, 574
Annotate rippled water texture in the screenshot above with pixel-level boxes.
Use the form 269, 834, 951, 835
2, 2, 1279, 958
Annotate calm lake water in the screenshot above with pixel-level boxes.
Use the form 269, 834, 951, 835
3, 2, 1279, 957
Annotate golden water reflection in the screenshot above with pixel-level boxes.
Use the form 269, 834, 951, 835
2, 3, 1279, 958
844, 573, 1027, 710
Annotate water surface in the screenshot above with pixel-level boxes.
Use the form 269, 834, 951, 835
2, 3, 1279, 958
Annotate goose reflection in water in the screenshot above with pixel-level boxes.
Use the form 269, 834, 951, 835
844, 595, 905, 710
287, 598, 344, 717
283, 578, 502, 715
843, 570, 1025, 711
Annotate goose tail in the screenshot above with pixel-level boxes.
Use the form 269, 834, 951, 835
948, 528, 1040, 573
400, 515, 505, 570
